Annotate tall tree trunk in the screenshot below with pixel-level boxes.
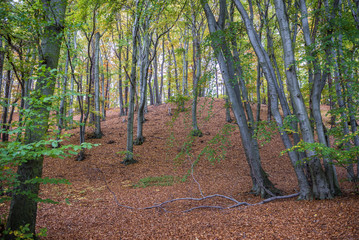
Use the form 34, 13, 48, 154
233, 0, 312, 199
93, 31, 103, 138
182, 29, 189, 96
148, 64, 154, 105
159, 38, 165, 104
273, 0, 331, 199
299, 0, 340, 195
167, 48, 172, 100
58, 38, 70, 137
6, 0, 67, 235
100, 51, 106, 120
167, 33, 179, 92
1, 70, 11, 142
191, 7, 201, 136
123, 0, 140, 165
135, 29, 151, 146
202, 0, 281, 198
0, 37, 4, 99
153, 53, 160, 104
68, 33, 77, 126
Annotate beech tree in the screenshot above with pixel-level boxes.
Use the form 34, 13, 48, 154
201, 0, 281, 198
5, 0, 67, 235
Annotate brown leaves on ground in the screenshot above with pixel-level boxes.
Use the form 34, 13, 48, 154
1, 98, 359, 239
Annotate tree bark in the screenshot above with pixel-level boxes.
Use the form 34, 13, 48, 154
273, 0, 331, 199
6, 0, 67, 235
123, 0, 140, 165
232, 0, 312, 199
93, 31, 103, 138
191, 6, 201, 136
202, 0, 281, 198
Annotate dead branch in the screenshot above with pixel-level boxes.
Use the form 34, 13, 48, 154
95, 166, 299, 213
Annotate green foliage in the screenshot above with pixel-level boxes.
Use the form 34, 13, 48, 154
190, 129, 203, 137
166, 93, 190, 112
0, 71, 98, 205
253, 120, 277, 146
1, 223, 47, 240
281, 134, 359, 166
197, 124, 234, 164
133, 175, 177, 188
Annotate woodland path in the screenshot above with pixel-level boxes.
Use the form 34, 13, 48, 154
1, 98, 358, 239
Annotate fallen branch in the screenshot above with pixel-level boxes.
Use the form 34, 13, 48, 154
95, 167, 299, 213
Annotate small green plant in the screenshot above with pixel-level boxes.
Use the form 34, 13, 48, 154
1, 223, 47, 240
190, 129, 203, 137
167, 93, 190, 112
133, 175, 177, 188
253, 120, 277, 146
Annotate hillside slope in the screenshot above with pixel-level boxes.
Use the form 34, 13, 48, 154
2, 98, 359, 239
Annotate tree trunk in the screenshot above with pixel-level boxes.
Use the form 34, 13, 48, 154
58, 38, 70, 136
273, 0, 331, 199
202, 0, 281, 198
233, 0, 312, 199
153, 53, 160, 105
123, 0, 140, 165
148, 64, 154, 105
1, 70, 11, 142
167, 33, 179, 92
167, 48, 172, 100
299, 0, 340, 195
135, 29, 151, 146
191, 7, 201, 136
68, 33, 77, 126
159, 38, 165, 104
93, 31, 103, 138
6, 0, 67, 235
0, 37, 4, 99
182, 29, 189, 96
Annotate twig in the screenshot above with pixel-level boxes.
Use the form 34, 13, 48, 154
95, 167, 134, 209
189, 156, 204, 197
95, 167, 299, 213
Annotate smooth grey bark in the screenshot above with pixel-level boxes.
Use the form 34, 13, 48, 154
116, 16, 126, 116
68, 33, 77, 125
233, 0, 311, 199
100, 50, 106, 120
0, 37, 4, 99
93, 31, 103, 138
58, 37, 70, 137
167, 33, 179, 92
225, 88, 232, 123
202, 0, 280, 198
256, 62, 261, 122
124, 46, 129, 114
182, 28, 189, 96
135, 25, 151, 145
159, 38, 165, 104
123, 0, 140, 165
167, 48, 172, 100
153, 53, 160, 104
6, 0, 66, 236
273, 0, 331, 199
1, 70, 12, 142
299, 0, 340, 195
148, 64, 154, 105
191, 6, 202, 136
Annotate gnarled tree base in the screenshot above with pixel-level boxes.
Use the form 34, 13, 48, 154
121, 158, 138, 166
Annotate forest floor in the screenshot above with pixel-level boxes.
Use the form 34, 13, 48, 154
1, 97, 359, 239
